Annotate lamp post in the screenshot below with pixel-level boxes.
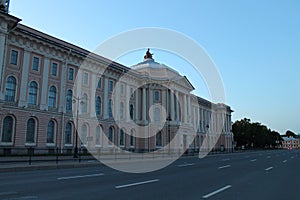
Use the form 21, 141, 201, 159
73, 96, 83, 158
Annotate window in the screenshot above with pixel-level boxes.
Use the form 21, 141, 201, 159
83, 72, 89, 85
47, 120, 55, 144
97, 77, 102, 89
130, 104, 134, 120
96, 126, 101, 146
154, 91, 160, 101
130, 88, 134, 98
156, 131, 162, 147
26, 118, 36, 144
66, 90, 72, 111
32, 56, 39, 71
1, 116, 14, 143
109, 80, 114, 92
81, 93, 88, 113
81, 124, 87, 146
95, 96, 101, 116
108, 127, 114, 146
120, 84, 124, 95
48, 86, 57, 108
108, 99, 113, 118
130, 129, 135, 147
10, 50, 18, 65
51, 63, 58, 76
5, 76, 16, 102
119, 129, 125, 146
28, 81, 38, 105
65, 122, 72, 144
120, 102, 124, 119
68, 68, 74, 81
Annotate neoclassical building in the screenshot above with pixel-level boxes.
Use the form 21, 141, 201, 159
0, 8, 234, 155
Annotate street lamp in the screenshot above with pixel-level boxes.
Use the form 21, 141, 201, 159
73, 96, 84, 158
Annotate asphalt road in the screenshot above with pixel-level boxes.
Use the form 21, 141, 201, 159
0, 149, 299, 200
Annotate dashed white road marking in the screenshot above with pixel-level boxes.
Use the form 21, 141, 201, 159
202, 185, 232, 199
177, 163, 195, 167
218, 165, 231, 169
291, 156, 294, 159
283, 160, 287, 163
57, 173, 104, 180
115, 179, 159, 189
265, 167, 273, 171
0, 191, 18, 196
250, 159, 257, 162
222, 158, 230, 161
267, 156, 271, 159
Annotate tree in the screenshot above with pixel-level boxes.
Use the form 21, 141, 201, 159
285, 130, 296, 138
232, 118, 282, 149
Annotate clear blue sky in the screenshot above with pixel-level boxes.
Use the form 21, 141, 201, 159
9, 0, 300, 134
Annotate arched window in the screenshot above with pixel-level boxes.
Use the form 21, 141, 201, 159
81, 124, 87, 146
66, 90, 72, 111
120, 102, 124, 119
26, 118, 36, 143
108, 99, 113, 118
48, 86, 57, 108
95, 96, 101, 116
65, 122, 72, 144
108, 126, 114, 146
154, 107, 160, 122
28, 81, 38, 105
130, 104, 134, 120
156, 131, 162, 147
81, 93, 88, 113
130, 129, 135, 147
95, 125, 101, 146
47, 120, 55, 144
119, 129, 125, 146
5, 76, 16, 102
1, 116, 14, 143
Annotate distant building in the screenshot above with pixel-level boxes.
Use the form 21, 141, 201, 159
0, 10, 234, 155
282, 137, 299, 149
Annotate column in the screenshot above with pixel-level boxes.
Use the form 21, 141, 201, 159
90, 73, 96, 117
40, 57, 50, 110
103, 77, 108, 119
0, 32, 6, 98
142, 87, 147, 121
170, 90, 175, 121
175, 91, 179, 122
135, 88, 139, 121
18, 49, 30, 107
149, 87, 153, 122
187, 95, 191, 123
162, 90, 166, 119
126, 84, 131, 121
183, 94, 187, 123
59, 62, 67, 112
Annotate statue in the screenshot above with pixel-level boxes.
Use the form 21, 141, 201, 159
144, 48, 153, 59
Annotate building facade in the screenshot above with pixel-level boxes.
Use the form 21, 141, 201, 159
0, 10, 234, 155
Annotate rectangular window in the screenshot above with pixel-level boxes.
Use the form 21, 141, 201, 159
51, 63, 58, 76
32, 56, 39, 71
68, 68, 74, 80
83, 72, 89, 85
130, 88, 134, 98
154, 91, 160, 101
97, 77, 102, 88
120, 84, 124, 95
10, 50, 18, 65
109, 80, 114, 92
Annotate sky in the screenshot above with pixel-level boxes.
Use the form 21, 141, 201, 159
8, 0, 300, 134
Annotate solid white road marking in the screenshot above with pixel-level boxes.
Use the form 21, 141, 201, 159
115, 179, 159, 189
283, 160, 287, 163
265, 167, 273, 171
57, 173, 104, 180
177, 163, 195, 167
250, 159, 257, 162
202, 185, 232, 199
218, 165, 231, 169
